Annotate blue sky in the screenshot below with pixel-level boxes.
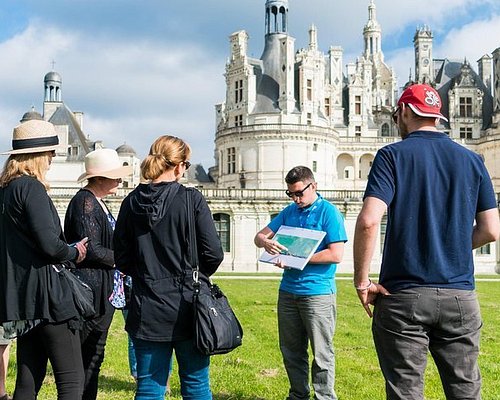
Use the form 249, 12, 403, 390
1, 0, 499, 168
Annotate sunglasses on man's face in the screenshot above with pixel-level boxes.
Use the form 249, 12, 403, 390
392, 103, 406, 124
391, 106, 400, 124
285, 182, 312, 198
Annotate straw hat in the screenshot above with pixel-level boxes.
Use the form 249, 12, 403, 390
2, 119, 59, 155
77, 148, 133, 183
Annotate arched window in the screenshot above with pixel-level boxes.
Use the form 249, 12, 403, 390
337, 153, 354, 180
213, 213, 230, 252
381, 123, 390, 137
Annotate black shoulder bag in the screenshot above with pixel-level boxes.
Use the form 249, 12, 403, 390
52, 264, 96, 319
187, 189, 243, 355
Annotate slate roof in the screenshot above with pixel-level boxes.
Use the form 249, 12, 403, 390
48, 104, 91, 158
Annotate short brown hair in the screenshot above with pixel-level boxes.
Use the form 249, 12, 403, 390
141, 135, 191, 181
285, 166, 315, 185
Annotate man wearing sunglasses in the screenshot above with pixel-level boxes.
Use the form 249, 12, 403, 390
353, 84, 500, 399
254, 166, 347, 400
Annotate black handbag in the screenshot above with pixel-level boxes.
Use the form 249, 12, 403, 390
52, 264, 96, 319
187, 190, 243, 355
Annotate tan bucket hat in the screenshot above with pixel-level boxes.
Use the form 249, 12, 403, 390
77, 148, 133, 183
2, 119, 59, 155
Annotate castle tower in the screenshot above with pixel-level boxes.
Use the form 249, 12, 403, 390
278, 33, 296, 113
360, 1, 396, 110
256, 0, 291, 114
43, 70, 63, 120
478, 54, 492, 94
309, 24, 318, 51
493, 47, 500, 114
223, 30, 257, 129
414, 26, 434, 84
265, 0, 288, 35
327, 46, 344, 123
215, 0, 341, 190
229, 30, 249, 62
363, 0, 382, 61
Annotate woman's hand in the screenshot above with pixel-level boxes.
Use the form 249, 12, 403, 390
74, 237, 89, 264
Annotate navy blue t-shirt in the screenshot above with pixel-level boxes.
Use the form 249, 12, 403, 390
365, 130, 497, 292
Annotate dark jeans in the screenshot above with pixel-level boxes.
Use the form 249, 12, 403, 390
80, 308, 115, 400
372, 287, 482, 400
14, 322, 84, 400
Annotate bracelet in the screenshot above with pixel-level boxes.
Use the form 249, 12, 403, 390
355, 279, 373, 291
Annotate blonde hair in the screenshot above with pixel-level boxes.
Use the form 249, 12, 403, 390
141, 135, 191, 181
0, 152, 52, 190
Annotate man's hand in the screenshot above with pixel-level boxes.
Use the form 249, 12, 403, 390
273, 258, 287, 270
355, 280, 390, 317
263, 238, 288, 256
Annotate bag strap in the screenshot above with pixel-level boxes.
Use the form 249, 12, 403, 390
186, 189, 201, 292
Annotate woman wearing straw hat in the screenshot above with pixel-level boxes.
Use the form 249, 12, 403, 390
64, 148, 132, 400
0, 119, 88, 400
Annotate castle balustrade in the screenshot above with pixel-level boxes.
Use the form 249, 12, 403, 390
49, 186, 365, 202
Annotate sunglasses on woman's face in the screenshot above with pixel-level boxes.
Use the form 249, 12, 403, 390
183, 161, 191, 170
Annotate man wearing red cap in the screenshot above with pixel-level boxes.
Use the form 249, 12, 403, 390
353, 83, 500, 399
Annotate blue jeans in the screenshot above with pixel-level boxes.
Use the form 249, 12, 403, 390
123, 311, 174, 382
122, 310, 137, 378
132, 337, 211, 400
372, 287, 482, 400
278, 290, 337, 400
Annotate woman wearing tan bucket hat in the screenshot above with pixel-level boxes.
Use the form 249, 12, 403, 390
64, 148, 132, 400
0, 119, 89, 400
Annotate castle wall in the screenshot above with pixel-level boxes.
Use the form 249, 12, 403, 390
50, 187, 500, 274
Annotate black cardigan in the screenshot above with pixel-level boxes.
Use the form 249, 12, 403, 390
114, 182, 224, 342
64, 189, 116, 319
0, 176, 79, 323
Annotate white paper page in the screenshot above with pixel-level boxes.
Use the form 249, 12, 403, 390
259, 225, 326, 270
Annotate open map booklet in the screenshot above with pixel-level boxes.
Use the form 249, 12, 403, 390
259, 225, 326, 270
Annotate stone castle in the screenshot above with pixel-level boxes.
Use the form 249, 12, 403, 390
20, 0, 500, 273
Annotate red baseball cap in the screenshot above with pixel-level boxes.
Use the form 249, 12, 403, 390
398, 84, 448, 122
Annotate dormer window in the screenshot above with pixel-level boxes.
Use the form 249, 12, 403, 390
459, 97, 472, 117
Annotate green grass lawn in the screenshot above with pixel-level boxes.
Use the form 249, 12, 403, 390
6, 278, 500, 399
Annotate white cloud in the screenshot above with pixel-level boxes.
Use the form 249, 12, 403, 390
433, 15, 500, 62
1, 1, 499, 168
0, 22, 225, 167
289, 0, 498, 54
386, 13, 500, 91
385, 47, 415, 90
